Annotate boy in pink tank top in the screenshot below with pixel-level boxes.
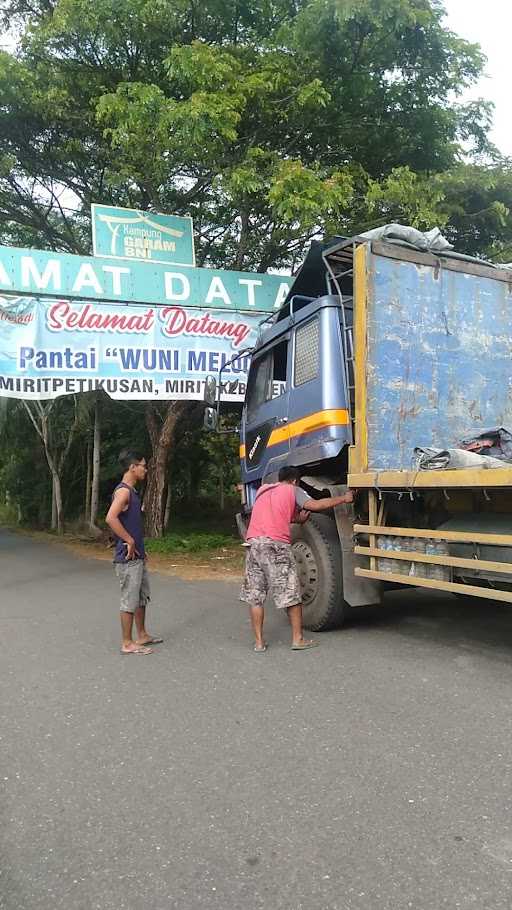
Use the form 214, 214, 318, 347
240, 466, 353, 652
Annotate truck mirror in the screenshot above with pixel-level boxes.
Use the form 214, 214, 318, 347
203, 375, 217, 406
203, 407, 218, 431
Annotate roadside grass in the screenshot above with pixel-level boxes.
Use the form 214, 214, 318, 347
1, 510, 245, 577
0, 503, 19, 525
143, 519, 244, 575
146, 530, 236, 554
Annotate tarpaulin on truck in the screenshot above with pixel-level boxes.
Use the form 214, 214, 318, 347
360, 224, 453, 253
460, 427, 512, 462
413, 447, 510, 471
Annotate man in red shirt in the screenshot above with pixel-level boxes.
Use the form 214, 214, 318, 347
240, 466, 353, 652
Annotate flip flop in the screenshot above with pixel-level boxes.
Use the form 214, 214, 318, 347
291, 640, 318, 651
136, 637, 163, 645
254, 643, 267, 653
120, 645, 153, 655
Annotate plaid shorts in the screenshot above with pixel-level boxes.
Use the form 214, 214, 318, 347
240, 537, 302, 610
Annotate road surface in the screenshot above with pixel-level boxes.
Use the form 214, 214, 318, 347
1, 528, 512, 910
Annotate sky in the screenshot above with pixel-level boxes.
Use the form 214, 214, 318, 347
443, 0, 511, 156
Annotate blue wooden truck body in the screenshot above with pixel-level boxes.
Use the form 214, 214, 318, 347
364, 245, 512, 471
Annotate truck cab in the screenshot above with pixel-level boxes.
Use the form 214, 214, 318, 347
241, 294, 351, 500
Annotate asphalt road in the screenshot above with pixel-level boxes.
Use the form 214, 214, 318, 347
2, 529, 512, 910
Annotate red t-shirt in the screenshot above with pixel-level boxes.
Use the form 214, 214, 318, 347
246, 483, 309, 545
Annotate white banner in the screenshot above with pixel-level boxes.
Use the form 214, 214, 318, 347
0, 295, 262, 401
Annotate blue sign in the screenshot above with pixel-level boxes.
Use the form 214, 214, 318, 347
0, 294, 263, 402
0, 245, 291, 314
92, 204, 195, 267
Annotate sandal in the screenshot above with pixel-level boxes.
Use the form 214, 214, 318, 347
120, 644, 153, 655
291, 640, 318, 651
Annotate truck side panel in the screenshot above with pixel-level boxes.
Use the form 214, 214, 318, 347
364, 247, 512, 471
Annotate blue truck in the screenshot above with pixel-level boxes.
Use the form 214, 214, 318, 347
209, 235, 512, 630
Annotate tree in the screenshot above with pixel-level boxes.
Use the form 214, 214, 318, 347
200, 417, 240, 510
0, 392, 151, 530
0, 0, 506, 533
22, 396, 82, 533
0, 400, 52, 526
88, 393, 102, 535
438, 161, 512, 261
0, 0, 492, 265
144, 400, 193, 538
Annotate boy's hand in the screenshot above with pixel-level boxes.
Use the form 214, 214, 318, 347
125, 539, 138, 560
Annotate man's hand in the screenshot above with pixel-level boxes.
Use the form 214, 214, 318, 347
331, 490, 354, 508
298, 509, 310, 524
302, 489, 356, 512
125, 539, 137, 561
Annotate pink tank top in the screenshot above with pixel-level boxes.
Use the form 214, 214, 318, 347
246, 484, 298, 544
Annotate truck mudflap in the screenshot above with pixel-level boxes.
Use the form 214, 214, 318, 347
329, 483, 382, 607
300, 478, 382, 608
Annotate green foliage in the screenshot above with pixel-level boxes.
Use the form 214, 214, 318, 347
269, 162, 353, 230
0, 393, 241, 531
0, 0, 497, 266
0, 501, 19, 525
1, 0, 512, 532
146, 530, 236, 554
437, 163, 512, 260
0, 403, 52, 525
168, 410, 240, 508
365, 166, 447, 230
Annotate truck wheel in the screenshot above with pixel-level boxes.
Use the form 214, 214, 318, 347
292, 514, 346, 631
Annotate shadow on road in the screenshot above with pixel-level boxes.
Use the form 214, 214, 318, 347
345, 588, 512, 659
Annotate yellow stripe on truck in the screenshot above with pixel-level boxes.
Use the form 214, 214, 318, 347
240, 408, 349, 460
268, 408, 350, 446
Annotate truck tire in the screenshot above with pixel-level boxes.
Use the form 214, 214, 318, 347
292, 513, 346, 631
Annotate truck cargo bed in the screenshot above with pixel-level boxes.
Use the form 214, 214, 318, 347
349, 241, 512, 482
348, 467, 512, 488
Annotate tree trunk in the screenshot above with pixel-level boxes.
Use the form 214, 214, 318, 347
219, 471, 225, 511
234, 210, 250, 270
144, 401, 191, 537
88, 395, 102, 537
143, 441, 169, 538
51, 476, 57, 531
164, 483, 172, 531
184, 461, 192, 502
85, 438, 92, 524
22, 398, 80, 535
53, 470, 64, 535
